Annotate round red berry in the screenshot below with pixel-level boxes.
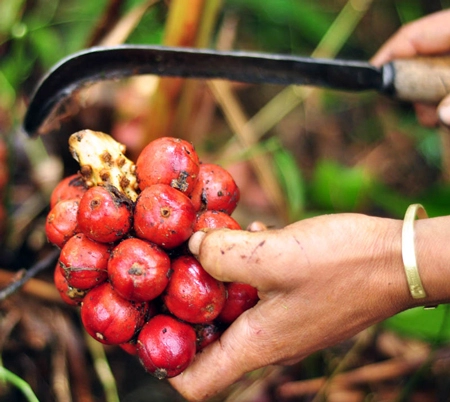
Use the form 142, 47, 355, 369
77, 185, 133, 243
108, 238, 171, 302
53, 263, 87, 306
218, 282, 259, 324
189, 163, 240, 214
50, 174, 88, 209
194, 210, 241, 232
137, 314, 197, 379
163, 255, 226, 324
46, 199, 80, 248
136, 137, 200, 195
81, 282, 148, 345
194, 322, 223, 352
59, 233, 110, 290
134, 184, 196, 249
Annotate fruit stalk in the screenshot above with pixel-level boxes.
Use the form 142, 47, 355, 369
69, 130, 139, 201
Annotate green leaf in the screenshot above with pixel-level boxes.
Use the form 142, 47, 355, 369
383, 305, 450, 344
309, 159, 373, 212
28, 26, 64, 68
0, 0, 26, 37
272, 143, 305, 221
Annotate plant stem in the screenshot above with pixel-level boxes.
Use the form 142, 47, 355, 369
84, 331, 120, 402
0, 366, 40, 402
247, 0, 375, 139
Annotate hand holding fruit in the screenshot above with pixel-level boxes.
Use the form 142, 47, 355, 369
371, 9, 450, 127
169, 213, 450, 401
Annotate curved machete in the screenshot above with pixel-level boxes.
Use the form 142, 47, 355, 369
22, 45, 390, 137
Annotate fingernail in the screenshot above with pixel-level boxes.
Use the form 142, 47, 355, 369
438, 101, 450, 126
246, 221, 267, 232
188, 231, 207, 255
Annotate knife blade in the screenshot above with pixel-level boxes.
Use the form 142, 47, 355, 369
22, 44, 450, 137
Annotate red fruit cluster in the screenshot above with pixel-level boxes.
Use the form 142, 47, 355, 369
46, 135, 259, 380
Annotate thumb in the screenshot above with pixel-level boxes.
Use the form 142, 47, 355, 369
188, 228, 285, 287
169, 303, 279, 401
438, 94, 450, 127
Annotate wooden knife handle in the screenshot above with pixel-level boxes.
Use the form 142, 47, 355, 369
391, 56, 450, 103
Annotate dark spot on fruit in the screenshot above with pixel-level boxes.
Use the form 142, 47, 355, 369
162, 328, 167, 334
217, 191, 223, 197
153, 368, 168, 380
90, 199, 101, 209
160, 207, 171, 218
128, 264, 143, 276
171, 171, 189, 192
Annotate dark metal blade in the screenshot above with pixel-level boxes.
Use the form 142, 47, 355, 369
23, 45, 386, 137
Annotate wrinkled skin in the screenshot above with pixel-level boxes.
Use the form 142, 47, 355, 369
168, 213, 450, 401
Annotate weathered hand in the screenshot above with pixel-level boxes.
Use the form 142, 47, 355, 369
371, 9, 450, 127
169, 213, 412, 401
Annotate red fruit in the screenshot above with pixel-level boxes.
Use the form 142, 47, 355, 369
59, 233, 110, 290
189, 163, 240, 215
136, 137, 200, 195
218, 283, 259, 324
53, 263, 86, 306
77, 185, 133, 243
120, 341, 138, 355
134, 184, 196, 249
81, 282, 148, 345
137, 314, 196, 379
163, 255, 226, 324
50, 174, 88, 209
194, 210, 241, 232
194, 322, 222, 352
46, 199, 80, 248
108, 238, 171, 302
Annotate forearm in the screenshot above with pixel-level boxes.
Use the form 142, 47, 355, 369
415, 215, 450, 306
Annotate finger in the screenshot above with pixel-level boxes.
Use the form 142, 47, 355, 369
169, 318, 254, 400
246, 220, 267, 232
169, 305, 282, 401
188, 229, 272, 285
370, 31, 417, 66
371, 10, 450, 66
438, 94, 450, 127
188, 228, 297, 287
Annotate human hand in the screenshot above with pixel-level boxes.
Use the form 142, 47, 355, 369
371, 9, 450, 127
169, 213, 414, 401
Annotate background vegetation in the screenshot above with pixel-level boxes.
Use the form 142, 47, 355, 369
1, 0, 450, 401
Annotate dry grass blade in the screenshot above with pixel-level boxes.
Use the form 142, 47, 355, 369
208, 80, 287, 220
278, 355, 428, 398
0, 249, 60, 301
209, 13, 287, 221
140, 0, 207, 146
247, 0, 375, 140
86, 0, 124, 47
0, 269, 61, 303
84, 331, 120, 402
51, 313, 72, 402
99, 0, 160, 46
